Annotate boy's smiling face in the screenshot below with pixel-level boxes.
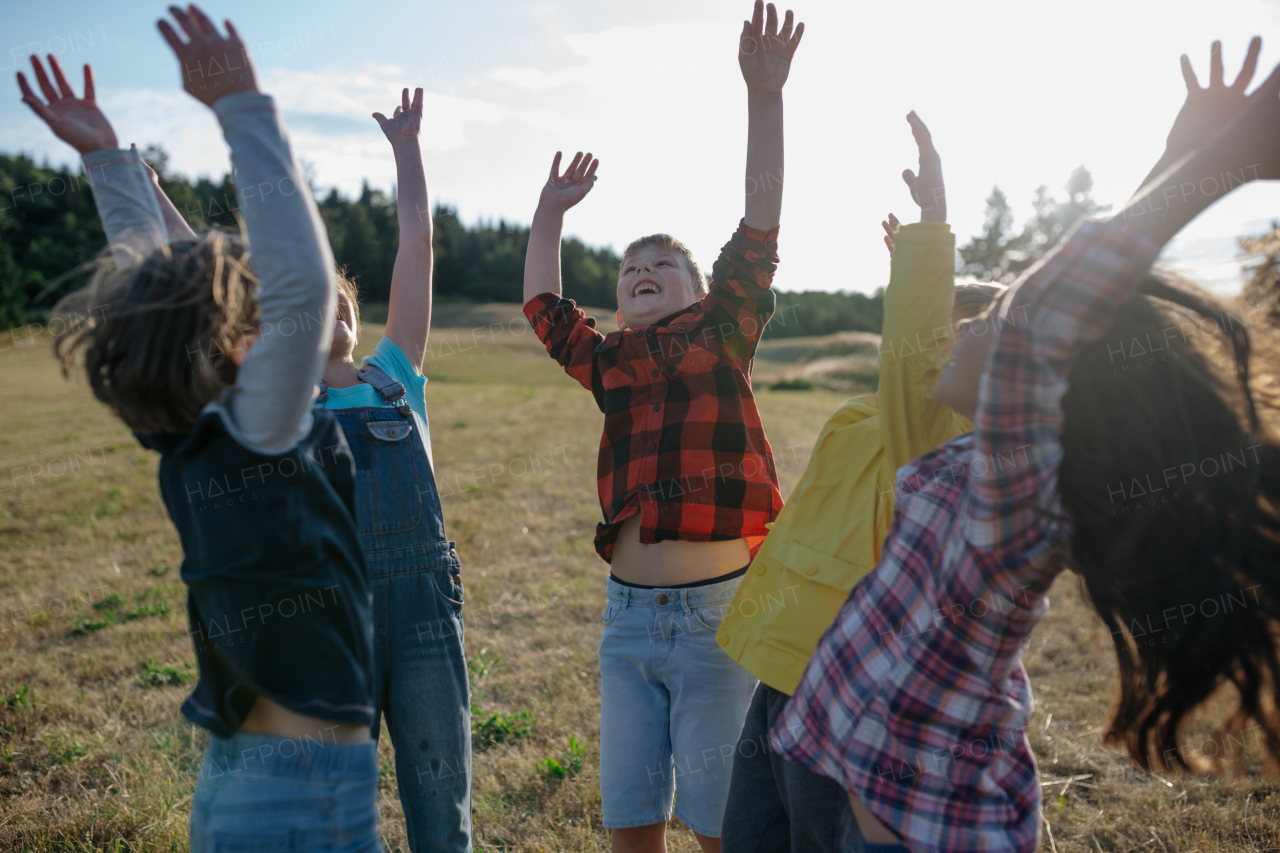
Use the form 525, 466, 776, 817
617, 244, 700, 330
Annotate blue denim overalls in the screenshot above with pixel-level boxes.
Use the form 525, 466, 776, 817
318, 364, 471, 853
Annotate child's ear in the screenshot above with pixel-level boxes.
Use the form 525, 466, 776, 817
616, 310, 628, 332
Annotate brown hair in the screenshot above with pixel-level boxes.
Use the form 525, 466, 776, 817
620, 234, 707, 297
953, 283, 1005, 320
52, 231, 259, 435
1056, 275, 1280, 772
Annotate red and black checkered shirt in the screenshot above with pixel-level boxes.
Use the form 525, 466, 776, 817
524, 220, 785, 563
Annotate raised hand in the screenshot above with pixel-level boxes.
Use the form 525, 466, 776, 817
901, 111, 945, 223
17, 56, 118, 154
157, 4, 258, 108
1141, 37, 1264, 188
738, 1, 804, 94
881, 212, 900, 256
373, 87, 423, 146
537, 151, 599, 213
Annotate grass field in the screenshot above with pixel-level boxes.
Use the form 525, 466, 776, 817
1, 302, 1278, 851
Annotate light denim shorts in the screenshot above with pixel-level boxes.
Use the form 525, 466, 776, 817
190, 731, 381, 853
598, 574, 758, 836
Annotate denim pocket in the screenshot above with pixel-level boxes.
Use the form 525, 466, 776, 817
348, 418, 422, 535
602, 600, 622, 625
692, 601, 732, 633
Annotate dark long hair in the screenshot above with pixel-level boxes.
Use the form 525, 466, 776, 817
52, 232, 259, 435
1057, 275, 1280, 771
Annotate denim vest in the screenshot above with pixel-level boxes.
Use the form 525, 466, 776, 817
137, 408, 376, 738
318, 365, 459, 578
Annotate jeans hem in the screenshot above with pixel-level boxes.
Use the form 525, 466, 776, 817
601, 813, 673, 830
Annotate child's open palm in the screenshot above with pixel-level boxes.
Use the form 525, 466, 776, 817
373, 87, 423, 144
539, 151, 599, 213
17, 56, 118, 154
738, 1, 804, 95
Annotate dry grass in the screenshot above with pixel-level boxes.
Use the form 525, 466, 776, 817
0, 303, 1277, 851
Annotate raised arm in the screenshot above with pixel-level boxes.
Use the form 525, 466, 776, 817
138, 149, 200, 241
18, 56, 168, 265
879, 112, 960, 473
159, 4, 337, 454
738, 1, 803, 231
522, 150, 598, 305
963, 41, 1279, 555
374, 87, 433, 369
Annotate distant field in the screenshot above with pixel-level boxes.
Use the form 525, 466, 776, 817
0, 306, 1277, 851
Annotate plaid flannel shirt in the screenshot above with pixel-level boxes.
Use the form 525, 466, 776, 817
771, 221, 1161, 853
524, 219, 784, 563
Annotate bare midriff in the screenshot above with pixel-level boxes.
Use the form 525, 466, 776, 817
240, 695, 371, 743
608, 514, 750, 587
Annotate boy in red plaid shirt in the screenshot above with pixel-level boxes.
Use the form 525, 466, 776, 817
521, 3, 803, 848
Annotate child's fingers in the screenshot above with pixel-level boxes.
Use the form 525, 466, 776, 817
1179, 54, 1199, 92
565, 151, 584, 179
223, 20, 243, 45
584, 157, 599, 182
401, 87, 410, 113
83, 64, 96, 101
167, 6, 200, 41
779, 9, 793, 41
764, 2, 777, 37
1233, 36, 1262, 92
574, 153, 593, 181
888, 212, 900, 228
549, 150, 563, 180
372, 112, 388, 127
902, 168, 916, 189
412, 87, 423, 113
30, 56, 61, 103
884, 234, 893, 254
1209, 40, 1224, 88
186, 4, 220, 37
16, 73, 54, 122
48, 55, 76, 99
788, 21, 804, 53
750, 0, 764, 36
157, 19, 187, 54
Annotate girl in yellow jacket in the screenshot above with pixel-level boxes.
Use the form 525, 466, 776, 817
717, 112, 1002, 853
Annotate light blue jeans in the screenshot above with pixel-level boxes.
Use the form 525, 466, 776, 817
190, 731, 381, 853
599, 575, 758, 837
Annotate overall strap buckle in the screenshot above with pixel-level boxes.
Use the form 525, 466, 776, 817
357, 364, 412, 416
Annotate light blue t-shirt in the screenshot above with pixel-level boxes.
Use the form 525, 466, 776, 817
319, 335, 434, 469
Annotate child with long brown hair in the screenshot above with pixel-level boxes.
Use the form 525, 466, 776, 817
773, 38, 1280, 853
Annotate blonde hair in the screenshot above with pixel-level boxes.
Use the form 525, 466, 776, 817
52, 231, 259, 435
335, 266, 360, 329
620, 234, 707, 297
953, 283, 1005, 320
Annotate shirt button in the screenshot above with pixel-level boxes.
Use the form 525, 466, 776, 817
635, 330, 643, 337
648, 444, 656, 452
717, 633, 728, 646
651, 369, 659, 377
755, 563, 767, 575
805, 564, 819, 576
653, 404, 661, 411
642, 484, 649, 491
656, 594, 669, 605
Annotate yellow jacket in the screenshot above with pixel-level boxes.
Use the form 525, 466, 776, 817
716, 222, 971, 694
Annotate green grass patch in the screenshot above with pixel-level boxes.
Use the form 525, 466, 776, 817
535, 736, 586, 780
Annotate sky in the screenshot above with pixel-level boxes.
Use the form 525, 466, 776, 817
3, 0, 1280, 296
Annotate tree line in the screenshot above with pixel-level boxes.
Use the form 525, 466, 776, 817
2, 148, 1192, 339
